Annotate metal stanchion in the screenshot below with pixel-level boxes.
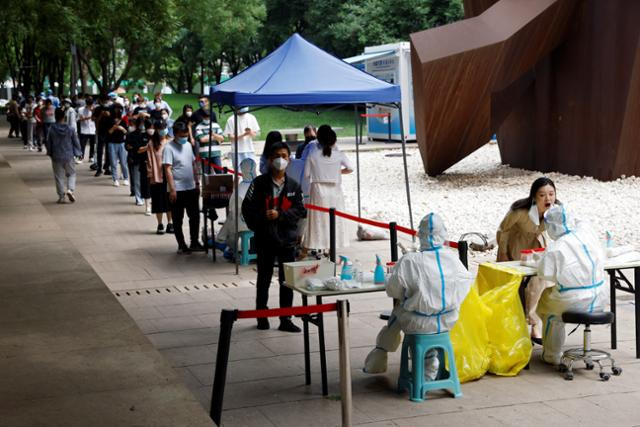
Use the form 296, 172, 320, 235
210, 309, 237, 426
337, 300, 352, 427
458, 240, 468, 270
389, 222, 398, 262
330, 208, 336, 263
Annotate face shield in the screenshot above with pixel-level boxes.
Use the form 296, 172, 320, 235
544, 205, 575, 240
239, 158, 256, 183
417, 213, 447, 251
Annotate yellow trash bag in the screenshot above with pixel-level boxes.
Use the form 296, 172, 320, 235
450, 284, 493, 383
481, 280, 533, 375
451, 263, 532, 382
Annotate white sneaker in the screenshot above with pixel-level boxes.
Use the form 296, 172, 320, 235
75, 158, 83, 164
89, 157, 94, 163
28, 145, 35, 151
66, 190, 76, 203
122, 179, 129, 186
113, 180, 120, 187
145, 208, 152, 216
135, 200, 144, 206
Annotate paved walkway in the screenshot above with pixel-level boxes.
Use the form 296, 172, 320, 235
0, 136, 212, 425
2, 131, 640, 426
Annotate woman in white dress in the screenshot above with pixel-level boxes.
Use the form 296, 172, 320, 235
303, 125, 353, 250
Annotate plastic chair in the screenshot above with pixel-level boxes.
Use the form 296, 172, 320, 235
398, 332, 462, 402
559, 311, 622, 381
238, 230, 257, 266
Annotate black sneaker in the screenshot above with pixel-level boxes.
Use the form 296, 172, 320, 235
257, 318, 270, 330
94, 170, 102, 177
166, 223, 174, 234
104, 169, 111, 176
89, 163, 98, 171
156, 224, 165, 235
177, 245, 192, 254
190, 241, 206, 252
278, 319, 301, 333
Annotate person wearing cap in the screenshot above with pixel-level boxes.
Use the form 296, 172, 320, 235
536, 205, 607, 365
224, 106, 260, 170
363, 213, 473, 377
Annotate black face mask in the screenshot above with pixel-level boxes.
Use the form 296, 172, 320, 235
304, 135, 315, 143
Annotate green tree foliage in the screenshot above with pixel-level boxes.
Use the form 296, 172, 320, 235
0, 0, 78, 94
74, 0, 176, 94
1, 0, 463, 94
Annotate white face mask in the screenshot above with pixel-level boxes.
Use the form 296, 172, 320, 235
161, 113, 169, 120
272, 157, 288, 171
147, 129, 155, 136
185, 111, 192, 117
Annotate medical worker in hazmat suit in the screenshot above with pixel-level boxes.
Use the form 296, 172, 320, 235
536, 205, 607, 365
363, 213, 473, 377
215, 158, 257, 254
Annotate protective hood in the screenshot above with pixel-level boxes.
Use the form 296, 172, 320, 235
544, 205, 575, 240
239, 157, 256, 183
417, 213, 447, 251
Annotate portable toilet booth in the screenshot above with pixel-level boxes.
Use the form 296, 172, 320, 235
344, 42, 416, 142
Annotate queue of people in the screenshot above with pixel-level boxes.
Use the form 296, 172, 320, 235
8, 92, 615, 368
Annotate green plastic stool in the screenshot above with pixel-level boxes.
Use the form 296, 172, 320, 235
238, 230, 257, 266
398, 331, 462, 402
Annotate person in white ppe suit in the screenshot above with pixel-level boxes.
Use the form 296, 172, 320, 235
536, 205, 607, 365
363, 213, 473, 378
215, 158, 256, 253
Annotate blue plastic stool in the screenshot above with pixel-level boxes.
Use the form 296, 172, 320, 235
398, 332, 462, 402
238, 230, 257, 266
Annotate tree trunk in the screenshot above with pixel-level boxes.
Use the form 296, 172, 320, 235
200, 60, 204, 94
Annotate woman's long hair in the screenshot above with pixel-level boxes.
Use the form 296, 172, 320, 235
262, 131, 283, 157
317, 124, 336, 157
511, 177, 560, 210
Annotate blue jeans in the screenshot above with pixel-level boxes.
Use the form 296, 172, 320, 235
108, 143, 129, 182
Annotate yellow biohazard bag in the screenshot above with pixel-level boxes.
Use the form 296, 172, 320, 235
450, 284, 492, 383
480, 271, 533, 376
451, 263, 532, 382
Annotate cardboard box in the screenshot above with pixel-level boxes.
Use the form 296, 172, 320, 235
202, 174, 233, 207
284, 260, 335, 288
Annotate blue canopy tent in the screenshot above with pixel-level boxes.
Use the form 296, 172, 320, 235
209, 33, 414, 273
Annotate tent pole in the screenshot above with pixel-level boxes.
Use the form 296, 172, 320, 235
234, 109, 239, 275
397, 103, 414, 238
353, 104, 361, 218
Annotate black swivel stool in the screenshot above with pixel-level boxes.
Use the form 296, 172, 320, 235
559, 311, 622, 381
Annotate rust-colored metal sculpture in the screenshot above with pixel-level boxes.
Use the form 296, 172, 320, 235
410, 0, 640, 181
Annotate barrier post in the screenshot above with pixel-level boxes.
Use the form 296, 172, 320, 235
387, 112, 391, 143
389, 222, 398, 262
210, 309, 238, 426
337, 299, 352, 427
458, 240, 469, 270
330, 208, 336, 263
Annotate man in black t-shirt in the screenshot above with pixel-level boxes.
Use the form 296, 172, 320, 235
92, 95, 113, 176
192, 95, 217, 125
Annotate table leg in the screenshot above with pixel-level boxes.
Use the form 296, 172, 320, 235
635, 268, 640, 358
203, 207, 209, 255
519, 276, 531, 370
302, 295, 311, 385
316, 295, 328, 396
609, 270, 617, 350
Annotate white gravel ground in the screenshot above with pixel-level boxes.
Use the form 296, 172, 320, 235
340, 142, 640, 259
